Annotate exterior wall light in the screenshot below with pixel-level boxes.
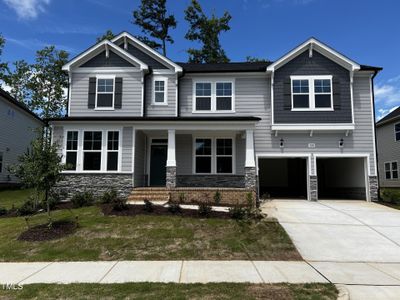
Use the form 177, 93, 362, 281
339, 138, 344, 148
280, 139, 284, 148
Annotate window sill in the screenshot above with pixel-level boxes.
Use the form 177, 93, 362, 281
151, 103, 168, 106
291, 108, 334, 112
94, 108, 115, 111
192, 111, 236, 114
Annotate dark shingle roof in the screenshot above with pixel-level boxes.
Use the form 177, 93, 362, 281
177, 62, 272, 73
0, 88, 43, 123
360, 65, 383, 71
376, 107, 400, 127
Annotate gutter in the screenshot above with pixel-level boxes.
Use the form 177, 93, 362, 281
142, 68, 153, 117
177, 71, 186, 117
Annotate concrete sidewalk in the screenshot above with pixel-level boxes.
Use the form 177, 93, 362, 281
1, 261, 327, 285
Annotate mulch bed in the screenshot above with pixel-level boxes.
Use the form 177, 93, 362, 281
17, 220, 77, 242
100, 204, 231, 219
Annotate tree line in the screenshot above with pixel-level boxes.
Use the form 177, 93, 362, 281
0, 0, 268, 118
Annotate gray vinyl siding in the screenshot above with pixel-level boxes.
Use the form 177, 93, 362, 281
134, 130, 146, 187
377, 122, 400, 188
145, 74, 177, 116
69, 71, 143, 117
273, 50, 353, 123
81, 50, 136, 68
0, 98, 42, 183
121, 127, 133, 172
121, 42, 169, 69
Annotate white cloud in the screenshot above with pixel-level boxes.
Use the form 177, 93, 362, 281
3, 0, 51, 20
375, 76, 400, 120
6, 36, 77, 53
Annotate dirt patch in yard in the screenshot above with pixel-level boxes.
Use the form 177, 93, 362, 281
100, 204, 231, 219
17, 220, 77, 242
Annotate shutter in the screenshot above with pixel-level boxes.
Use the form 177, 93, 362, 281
333, 76, 341, 110
88, 77, 96, 109
283, 77, 292, 110
114, 77, 123, 109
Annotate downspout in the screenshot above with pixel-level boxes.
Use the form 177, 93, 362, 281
142, 68, 153, 117
177, 71, 185, 117
371, 70, 380, 200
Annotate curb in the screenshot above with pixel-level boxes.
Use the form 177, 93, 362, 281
335, 284, 350, 300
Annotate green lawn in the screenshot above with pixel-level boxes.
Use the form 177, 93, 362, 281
0, 189, 36, 209
0, 283, 337, 300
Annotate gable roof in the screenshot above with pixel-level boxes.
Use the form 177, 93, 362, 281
267, 37, 361, 72
0, 88, 43, 123
177, 62, 271, 73
62, 40, 148, 72
111, 32, 183, 73
376, 106, 400, 127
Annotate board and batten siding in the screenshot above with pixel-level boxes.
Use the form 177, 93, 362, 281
145, 74, 177, 116
69, 71, 143, 117
0, 98, 42, 183
377, 122, 400, 188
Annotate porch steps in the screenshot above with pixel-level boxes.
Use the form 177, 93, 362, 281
127, 187, 170, 203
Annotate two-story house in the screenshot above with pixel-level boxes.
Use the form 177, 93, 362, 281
48, 32, 381, 202
376, 107, 400, 189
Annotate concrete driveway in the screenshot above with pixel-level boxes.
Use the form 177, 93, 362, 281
262, 200, 400, 299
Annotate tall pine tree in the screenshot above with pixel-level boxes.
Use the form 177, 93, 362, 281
3, 60, 32, 104
184, 0, 231, 63
96, 29, 116, 42
132, 0, 177, 56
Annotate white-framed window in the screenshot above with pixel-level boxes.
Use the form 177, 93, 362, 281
395, 123, 400, 141
193, 80, 235, 113
107, 131, 119, 171
83, 131, 102, 171
291, 75, 333, 111
65, 131, 78, 170
0, 152, 3, 173
153, 77, 168, 105
193, 137, 234, 174
96, 76, 114, 109
385, 161, 398, 180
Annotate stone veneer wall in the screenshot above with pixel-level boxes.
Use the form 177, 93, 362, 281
53, 173, 133, 200
369, 176, 378, 202
166, 167, 176, 188
309, 176, 318, 201
176, 175, 245, 188
245, 167, 257, 191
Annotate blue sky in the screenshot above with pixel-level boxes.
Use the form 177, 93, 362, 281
1, 0, 399, 119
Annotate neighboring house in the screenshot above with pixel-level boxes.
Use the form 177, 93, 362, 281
376, 107, 400, 189
48, 32, 381, 202
0, 88, 43, 186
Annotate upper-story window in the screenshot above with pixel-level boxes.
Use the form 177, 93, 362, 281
96, 77, 114, 109
194, 80, 234, 113
385, 161, 398, 180
291, 75, 333, 111
395, 123, 400, 141
153, 77, 168, 105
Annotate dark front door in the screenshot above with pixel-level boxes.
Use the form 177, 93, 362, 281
150, 145, 167, 186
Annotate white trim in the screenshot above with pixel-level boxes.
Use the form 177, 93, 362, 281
152, 76, 168, 106
141, 71, 145, 117
192, 136, 236, 175
67, 73, 72, 115
132, 128, 136, 173
369, 77, 378, 176
62, 40, 148, 72
192, 79, 235, 113
111, 32, 183, 73
95, 75, 115, 110
167, 129, 176, 167
350, 71, 355, 124
266, 38, 360, 72
175, 74, 178, 117
271, 124, 355, 131
271, 71, 275, 124
291, 75, 333, 111
245, 129, 255, 167
72, 67, 141, 74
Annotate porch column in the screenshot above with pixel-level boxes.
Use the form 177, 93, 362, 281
245, 130, 257, 193
166, 129, 177, 189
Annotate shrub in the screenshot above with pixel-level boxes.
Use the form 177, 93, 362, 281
213, 191, 221, 205
112, 198, 128, 211
143, 199, 154, 212
229, 204, 246, 220
0, 207, 7, 216
71, 191, 94, 208
198, 202, 212, 217
45, 190, 64, 210
178, 193, 186, 204
18, 198, 40, 216
381, 189, 400, 204
101, 189, 118, 204
168, 202, 182, 214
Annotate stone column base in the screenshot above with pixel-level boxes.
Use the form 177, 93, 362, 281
245, 167, 257, 191
166, 166, 177, 189
309, 176, 318, 201
368, 176, 378, 201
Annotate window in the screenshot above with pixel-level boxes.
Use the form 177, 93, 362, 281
395, 123, 400, 141
0, 152, 3, 173
291, 76, 333, 111
216, 139, 233, 173
66, 131, 78, 170
194, 137, 234, 174
83, 131, 102, 171
194, 81, 234, 112
195, 138, 212, 173
107, 131, 119, 171
153, 78, 167, 104
96, 78, 114, 108
385, 161, 398, 180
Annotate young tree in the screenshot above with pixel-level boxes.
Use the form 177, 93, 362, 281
96, 29, 116, 42
3, 60, 32, 104
29, 46, 69, 119
11, 128, 64, 223
0, 34, 9, 80
132, 0, 177, 56
184, 0, 231, 63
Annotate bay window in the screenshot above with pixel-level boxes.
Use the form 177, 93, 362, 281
194, 80, 234, 112
83, 131, 102, 171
